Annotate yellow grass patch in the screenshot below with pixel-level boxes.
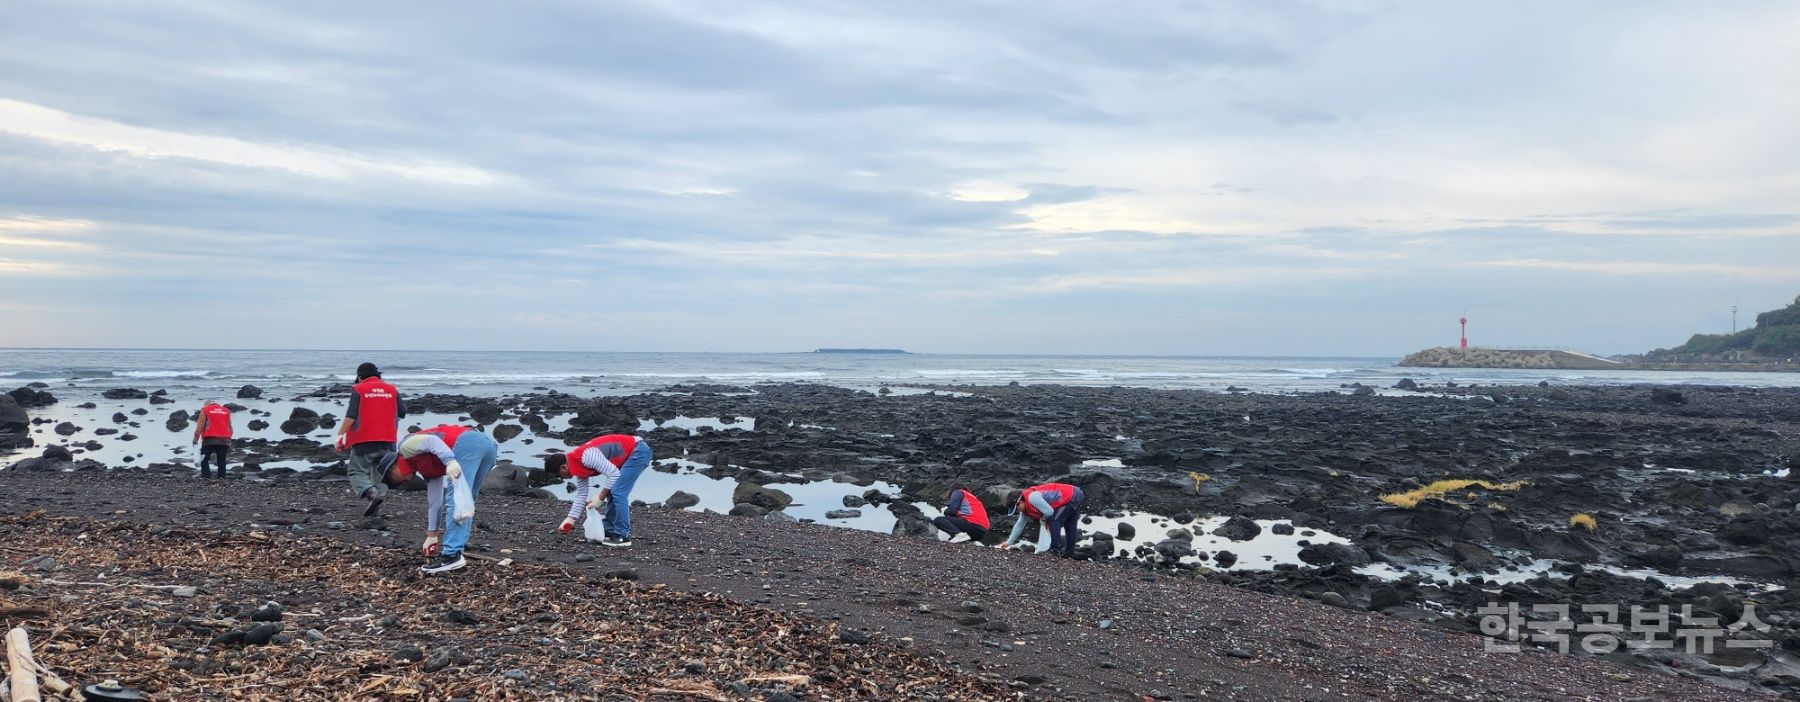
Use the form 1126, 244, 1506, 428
1379, 479, 1528, 509
1188, 471, 1211, 493
1569, 513, 1598, 532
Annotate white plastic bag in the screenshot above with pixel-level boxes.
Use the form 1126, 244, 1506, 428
450, 476, 475, 524
583, 506, 606, 542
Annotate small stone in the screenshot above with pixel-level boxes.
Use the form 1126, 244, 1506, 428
1098, 619, 1115, 630
425, 647, 463, 672
838, 629, 872, 645
503, 669, 530, 682
170, 586, 198, 598
960, 600, 982, 613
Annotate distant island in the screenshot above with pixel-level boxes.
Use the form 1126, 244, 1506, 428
813, 348, 909, 354
1400, 295, 1799, 372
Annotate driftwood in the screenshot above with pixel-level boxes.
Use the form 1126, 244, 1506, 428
5, 628, 39, 702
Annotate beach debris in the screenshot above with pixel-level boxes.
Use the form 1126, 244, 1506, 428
0, 514, 1015, 701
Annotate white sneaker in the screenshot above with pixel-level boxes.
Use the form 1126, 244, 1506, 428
946, 533, 969, 544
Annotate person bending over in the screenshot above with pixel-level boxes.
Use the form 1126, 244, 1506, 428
378, 424, 499, 574
997, 482, 1085, 557
557, 433, 652, 547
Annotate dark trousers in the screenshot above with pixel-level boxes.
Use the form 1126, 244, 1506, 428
933, 515, 988, 542
1047, 489, 1085, 556
199, 444, 229, 477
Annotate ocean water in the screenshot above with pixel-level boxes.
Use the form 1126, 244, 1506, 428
3, 348, 1799, 400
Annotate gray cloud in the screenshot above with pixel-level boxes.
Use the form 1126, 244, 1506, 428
1, 0, 1797, 354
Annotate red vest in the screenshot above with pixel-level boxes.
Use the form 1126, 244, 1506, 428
401, 425, 472, 479
345, 378, 400, 445
568, 434, 638, 478
198, 404, 233, 439
1020, 483, 1076, 520
954, 488, 990, 529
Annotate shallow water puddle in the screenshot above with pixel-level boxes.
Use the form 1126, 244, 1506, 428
543, 457, 944, 534
1356, 558, 1764, 591
638, 415, 756, 436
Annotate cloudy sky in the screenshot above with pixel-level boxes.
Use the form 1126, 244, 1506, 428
2, 1, 1797, 355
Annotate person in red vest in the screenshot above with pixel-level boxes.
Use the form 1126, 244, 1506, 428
557, 433, 653, 547
376, 424, 500, 574
997, 482, 1086, 557
932, 485, 990, 543
190, 400, 233, 478
334, 362, 407, 516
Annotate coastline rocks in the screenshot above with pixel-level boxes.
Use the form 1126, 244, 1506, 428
237, 385, 263, 399
54, 421, 79, 436
165, 410, 190, 432
1153, 538, 1193, 562
1212, 516, 1261, 541
1116, 522, 1136, 541
1392, 378, 1419, 391
0, 394, 28, 433
246, 419, 270, 431
1650, 388, 1686, 405
1297, 543, 1371, 568
733, 483, 793, 510
891, 513, 935, 539
469, 403, 502, 425
480, 463, 534, 496
569, 400, 636, 435
763, 510, 798, 523
103, 388, 149, 400
8, 387, 57, 408
728, 503, 768, 518
492, 424, 523, 443
280, 407, 321, 436
665, 491, 700, 510
825, 509, 863, 520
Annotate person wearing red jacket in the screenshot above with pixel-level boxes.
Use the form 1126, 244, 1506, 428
998, 482, 1086, 557
932, 485, 990, 543
334, 362, 408, 516
557, 433, 653, 547
376, 424, 500, 574
190, 400, 233, 478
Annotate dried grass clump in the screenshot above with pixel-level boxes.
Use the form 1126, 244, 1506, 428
1379, 479, 1528, 509
1569, 513, 1598, 532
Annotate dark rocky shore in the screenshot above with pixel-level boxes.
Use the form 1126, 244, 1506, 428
6, 380, 1800, 697
0, 471, 1745, 701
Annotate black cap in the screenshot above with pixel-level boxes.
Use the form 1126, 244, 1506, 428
376, 450, 400, 485
356, 362, 381, 380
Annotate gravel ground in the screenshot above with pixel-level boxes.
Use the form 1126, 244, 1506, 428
0, 469, 1751, 701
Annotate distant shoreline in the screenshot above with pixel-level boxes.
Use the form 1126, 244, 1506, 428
1400, 346, 1798, 373
812, 348, 908, 354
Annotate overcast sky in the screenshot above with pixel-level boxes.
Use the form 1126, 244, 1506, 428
2, 1, 1797, 355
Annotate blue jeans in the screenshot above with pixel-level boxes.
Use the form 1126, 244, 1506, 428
602, 441, 653, 538
441, 431, 499, 558
1047, 487, 1085, 556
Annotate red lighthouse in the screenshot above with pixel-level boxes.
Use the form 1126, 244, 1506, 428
1460, 317, 1468, 350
